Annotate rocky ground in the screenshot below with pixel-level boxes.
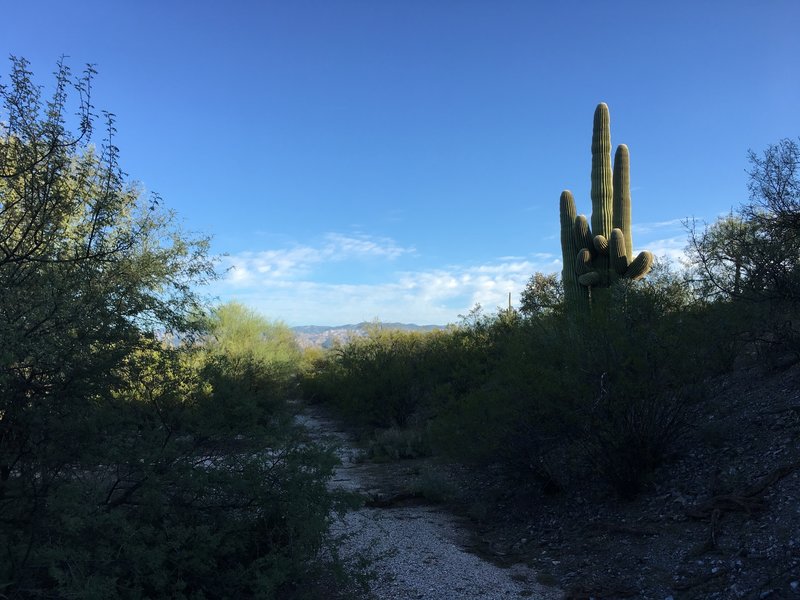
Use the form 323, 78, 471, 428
301, 360, 800, 599
461, 361, 800, 599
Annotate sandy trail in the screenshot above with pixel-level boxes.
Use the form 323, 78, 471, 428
297, 406, 561, 600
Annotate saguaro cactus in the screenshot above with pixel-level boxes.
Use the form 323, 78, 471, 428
559, 103, 653, 311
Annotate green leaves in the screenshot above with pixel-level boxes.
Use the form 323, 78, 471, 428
207, 301, 300, 373
0, 59, 347, 598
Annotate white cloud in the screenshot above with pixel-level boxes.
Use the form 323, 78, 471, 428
323, 233, 413, 260
222, 233, 415, 284
212, 236, 560, 325
631, 218, 691, 264
631, 218, 687, 235
644, 235, 689, 263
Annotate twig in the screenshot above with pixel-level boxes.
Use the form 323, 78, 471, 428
686, 461, 800, 520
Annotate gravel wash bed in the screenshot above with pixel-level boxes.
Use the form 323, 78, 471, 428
297, 406, 561, 600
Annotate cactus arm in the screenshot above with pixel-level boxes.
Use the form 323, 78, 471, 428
574, 215, 594, 256
613, 144, 633, 259
575, 248, 593, 275
578, 272, 601, 286
575, 249, 600, 287
559, 191, 582, 307
593, 234, 609, 255
609, 228, 629, 277
625, 251, 654, 280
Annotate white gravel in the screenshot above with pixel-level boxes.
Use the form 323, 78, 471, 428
298, 407, 562, 600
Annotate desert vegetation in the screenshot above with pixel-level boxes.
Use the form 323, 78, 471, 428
0, 58, 357, 599
301, 106, 800, 502
3, 55, 799, 598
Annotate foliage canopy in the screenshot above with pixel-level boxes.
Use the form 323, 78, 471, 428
0, 57, 346, 598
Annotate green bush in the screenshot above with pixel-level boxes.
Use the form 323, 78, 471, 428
0, 59, 351, 598
368, 425, 433, 461
1, 338, 351, 599
302, 326, 466, 428
305, 269, 721, 500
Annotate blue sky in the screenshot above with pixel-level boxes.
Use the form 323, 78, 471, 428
4, 1, 799, 325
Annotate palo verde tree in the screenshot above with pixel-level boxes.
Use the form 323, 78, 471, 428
0, 55, 215, 483
0, 54, 220, 590
0, 57, 350, 599
519, 272, 564, 318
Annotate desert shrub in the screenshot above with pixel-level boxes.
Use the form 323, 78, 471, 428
437, 268, 714, 497
305, 273, 723, 499
429, 314, 580, 492
576, 372, 688, 498
1, 338, 351, 599
559, 272, 708, 497
368, 425, 433, 461
0, 58, 350, 598
408, 466, 458, 503
302, 326, 467, 428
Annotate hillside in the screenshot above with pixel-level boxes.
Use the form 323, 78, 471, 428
447, 360, 800, 599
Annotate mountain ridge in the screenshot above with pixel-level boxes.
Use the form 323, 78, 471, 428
292, 322, 446, 349
292, 322, 444, 334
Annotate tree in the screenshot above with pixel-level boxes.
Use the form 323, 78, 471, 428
742, 138, 800, 301
686, 213, 759, 300
0, 54, 215, 495
0, 57, 351, 599
207, 301, 300, 371
519, 272, 564, 318
202, 302, 303, 425
688, 138, 800, 303
745, 138, 800, 232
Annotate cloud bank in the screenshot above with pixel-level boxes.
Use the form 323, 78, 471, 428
211, 220, 693, 326
212, 233, 560, 325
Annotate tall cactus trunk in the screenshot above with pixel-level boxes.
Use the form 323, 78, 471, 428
591, 103, 614, 242
591, 103, 613, 288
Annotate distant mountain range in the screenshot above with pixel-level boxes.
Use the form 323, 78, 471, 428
292, 322, 445, 349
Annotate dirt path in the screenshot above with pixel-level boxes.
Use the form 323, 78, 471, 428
297, 406, 561, 600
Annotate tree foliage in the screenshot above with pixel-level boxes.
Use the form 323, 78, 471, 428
207, 302, 301, 378
688, 138, 800, 303
0, 57, 346, 598
519, 272, 564, 318
0, 56, 215, 452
